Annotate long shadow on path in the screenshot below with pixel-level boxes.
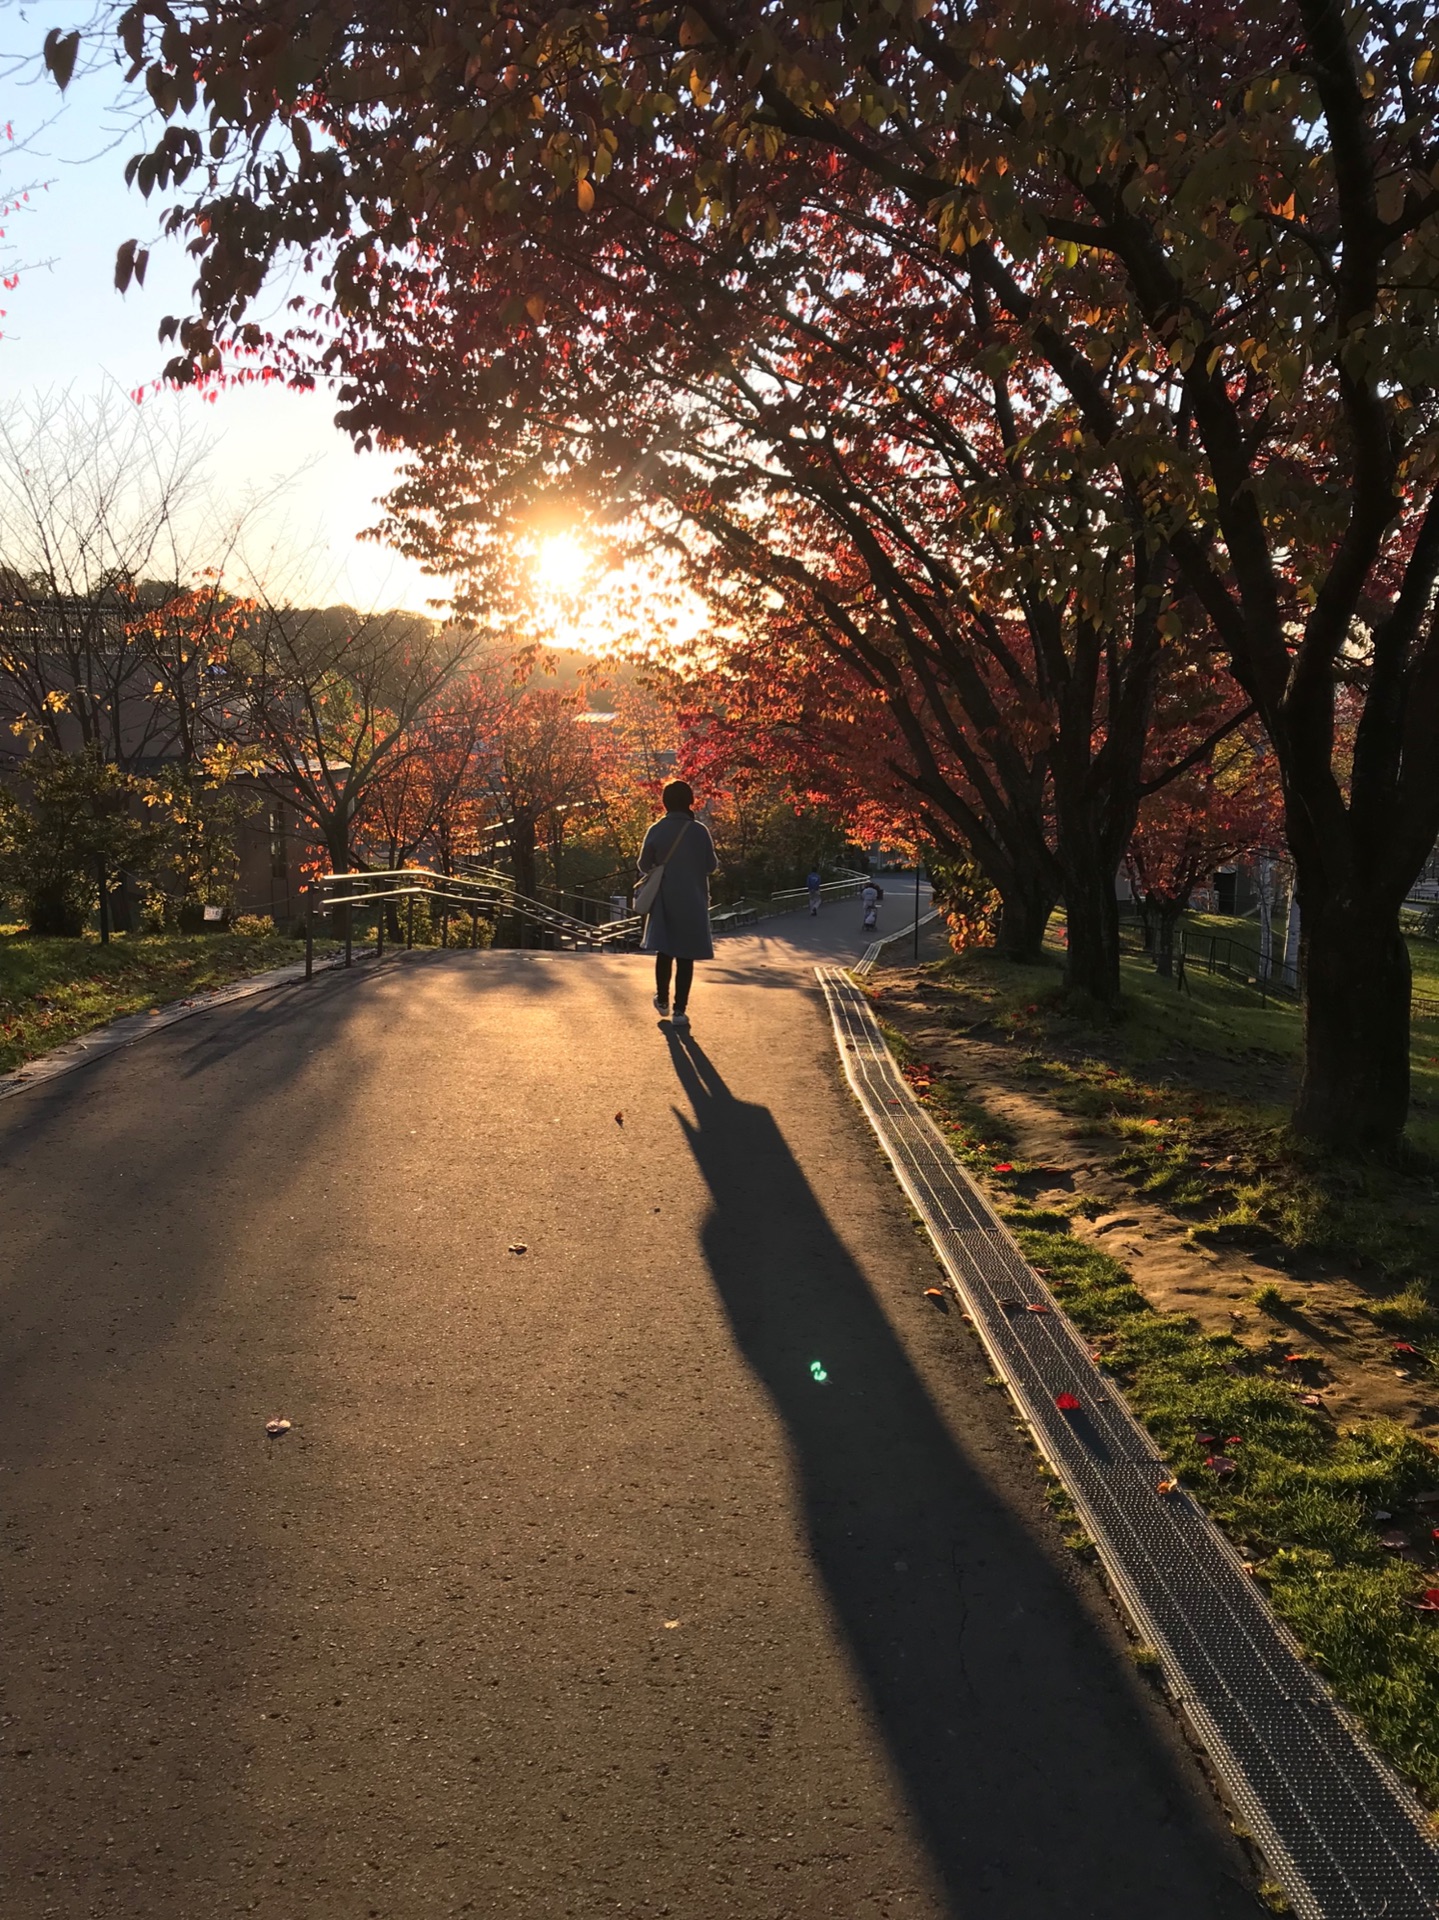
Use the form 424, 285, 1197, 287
666, 1030, 1251, 1919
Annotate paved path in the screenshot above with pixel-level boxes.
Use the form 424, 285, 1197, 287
2, 915, 1254, 1918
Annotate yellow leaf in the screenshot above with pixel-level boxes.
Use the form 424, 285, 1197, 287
1414, 48, 1434, 85
525, 294, 547, 322
576, 176, 595, 212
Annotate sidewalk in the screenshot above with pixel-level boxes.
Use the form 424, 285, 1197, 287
0, 938, 1252, 1918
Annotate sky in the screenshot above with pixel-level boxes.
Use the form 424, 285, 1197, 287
0, 1, 445, 613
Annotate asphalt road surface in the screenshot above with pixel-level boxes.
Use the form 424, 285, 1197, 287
1, 909, 1257, 1918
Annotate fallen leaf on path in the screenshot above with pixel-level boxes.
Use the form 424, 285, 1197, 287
265, 1418, 291, 1437
1055, 1392, 1082, 1412
663, 1620, 680, 1629
1026, 1303, 1051, 1314
923, 1287, 947, 1303
508, 1244, 528, 1255
991, 1161, 1015, 1173
614, 1112, 624, 1126
1380, 1531, 1411, 1551
1300, 1393, 1324, 1408
1157, 1478, 1181, 1497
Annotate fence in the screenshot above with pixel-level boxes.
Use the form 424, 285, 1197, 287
1170, 925, 1439, 1022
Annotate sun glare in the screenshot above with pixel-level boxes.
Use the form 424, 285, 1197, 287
534, 531, 591, 595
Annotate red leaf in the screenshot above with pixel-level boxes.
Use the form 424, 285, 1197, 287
992, 1161, 1014, 1173
1055, 1392, 1082, 1412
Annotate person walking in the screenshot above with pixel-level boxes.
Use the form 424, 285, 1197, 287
637, 780, 718, 1032
806, 867, 823, 916
861, 877, 882, 932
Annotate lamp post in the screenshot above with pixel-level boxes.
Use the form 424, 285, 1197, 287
913, 856, 922, 964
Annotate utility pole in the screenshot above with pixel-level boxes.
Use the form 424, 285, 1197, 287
912, 857, 922, 963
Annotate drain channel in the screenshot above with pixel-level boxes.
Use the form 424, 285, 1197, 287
819, 966, 1439, 1920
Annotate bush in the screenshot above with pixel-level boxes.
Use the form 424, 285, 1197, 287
231, 913, 274, 938
0, 750, 163, 937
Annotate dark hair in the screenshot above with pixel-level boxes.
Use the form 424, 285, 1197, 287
662, 779, 695, 812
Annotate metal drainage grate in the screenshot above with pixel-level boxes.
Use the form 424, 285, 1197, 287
819, 966, 1439, 1920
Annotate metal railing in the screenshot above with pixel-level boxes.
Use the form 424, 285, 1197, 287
304, 867, 643, 976
1178, 928, 1299, 1005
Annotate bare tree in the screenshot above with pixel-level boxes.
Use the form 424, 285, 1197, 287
0, 385, 248, 773
221, 599, 472, 880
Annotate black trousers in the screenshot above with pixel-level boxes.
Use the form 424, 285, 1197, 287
655, 953, 694, 1011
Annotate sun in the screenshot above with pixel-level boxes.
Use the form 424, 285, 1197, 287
533, 531, 591, 596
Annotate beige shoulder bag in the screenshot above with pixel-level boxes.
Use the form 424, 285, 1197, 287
634, 818, 692, 917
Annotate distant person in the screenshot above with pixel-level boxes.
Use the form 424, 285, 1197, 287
637, 780, 718, 1032
806, 868, 823, 916
861, 878, 882, 932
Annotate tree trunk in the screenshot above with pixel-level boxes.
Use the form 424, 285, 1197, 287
509, 813, 539, 946
994, 870, 1057, 963
1154, 902, 1184, 978
1293, 898, 1411, 1152
1052, 829, 1121, 1006
511, 813, 537, 901
326, 835, 351, 940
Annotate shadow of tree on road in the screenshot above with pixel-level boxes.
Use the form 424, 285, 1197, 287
666, 1031, 1252, 1920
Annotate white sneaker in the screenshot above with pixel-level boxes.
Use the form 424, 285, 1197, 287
653, 995, 670, 1016
671, 1011, 691, 1031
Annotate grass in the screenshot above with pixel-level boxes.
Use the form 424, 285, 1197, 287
904, 926, 1439, 1308
0, 923, 336, 1075
884, 1025, 1439, 1802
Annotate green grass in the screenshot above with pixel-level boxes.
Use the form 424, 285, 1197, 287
902, 929, 1439, 1304
886, 1029, 1439, 1802
0, 924, 335, 1075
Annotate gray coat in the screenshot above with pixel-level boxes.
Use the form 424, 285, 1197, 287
638, 812, 718, 959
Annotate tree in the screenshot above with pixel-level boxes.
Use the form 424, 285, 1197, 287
0, 387, 222, 771
356, 671, 494, 881
85, 0, 1439, 1143
364, 212, 1228, 986
472, 667, 604, 905
220, 603, 470, 881
0, 747, 162, 936
1126, 732, 1284, 979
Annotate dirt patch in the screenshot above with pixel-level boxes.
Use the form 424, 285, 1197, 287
877, 971, 1439, 1445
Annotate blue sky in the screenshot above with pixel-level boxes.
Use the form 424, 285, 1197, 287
0, 1, 442, 611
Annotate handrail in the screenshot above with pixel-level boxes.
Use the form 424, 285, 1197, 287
1179, 927, 1298, 1005
305, 866, 644, 975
